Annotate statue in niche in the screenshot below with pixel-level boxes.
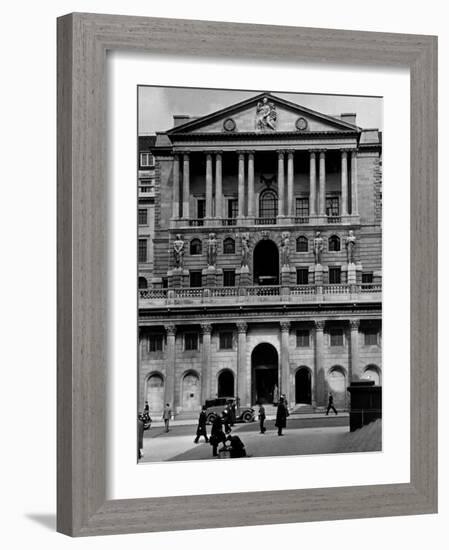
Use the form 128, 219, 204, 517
345, 230, 356, 264
240, 233, 250, 268
173, 234, 185, 268
280, 231, 291, 266
313, 231, 324, 265
255, 97, 277, 131
206, 233, 217, 267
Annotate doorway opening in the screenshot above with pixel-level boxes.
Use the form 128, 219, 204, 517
295, 367, 312, 404
253, 239, 279, 285
251, 342, 279, 404
217, 369, 235, 397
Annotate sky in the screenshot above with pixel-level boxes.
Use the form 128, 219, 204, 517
138, 86, 383, 135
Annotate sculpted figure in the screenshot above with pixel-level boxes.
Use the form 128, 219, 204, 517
313, 231, 324, 265
207, 233, 217, 267
255, 98, 277, 131
345, 230, 356, 264
173, 234, 184, 268
241, 233, 250, 267
280, 231, 291, 266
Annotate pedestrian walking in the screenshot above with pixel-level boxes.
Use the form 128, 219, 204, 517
137, 414, 144, 459
273, 384, 279, 406
222, 407, 232, 434
210, 415, 226, 457
144, 400, 149, 414
326, 393, 338, 415
226, 434, 247, 458
194, 406, 209, 443
275, 396, 289, 436
230, 401, 237, 426
258, 403, 266, 434
162, 403, 172, 432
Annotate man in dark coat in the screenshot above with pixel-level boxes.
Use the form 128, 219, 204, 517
210, 415, 226, 457
326, 392, 338, 415
137, 415, 144, 459
194, 406, 209, 443
275, 396, 289, 436
258, 403, 266, 434
222, 407, 232, 434
226, 434, 246, 458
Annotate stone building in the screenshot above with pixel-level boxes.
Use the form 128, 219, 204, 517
138, 92, 382, 416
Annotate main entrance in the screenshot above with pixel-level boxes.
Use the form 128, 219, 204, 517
251, 343, 279, 404
253, 239, 279, 285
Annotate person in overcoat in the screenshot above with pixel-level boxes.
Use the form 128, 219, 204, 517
258, 403, 266, 434
226, 434, 247, 458
210, 414, 226, 457
326, 393, 338, 415
137, 415, 144, 459
275, 396, 289, 436
162, 403, 172, 432
194, 406, 209, 443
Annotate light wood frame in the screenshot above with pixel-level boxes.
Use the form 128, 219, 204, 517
57, 12, 438, 536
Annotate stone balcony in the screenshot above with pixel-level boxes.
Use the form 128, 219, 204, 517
139, 283, 381, 308
171, 215, 358, 229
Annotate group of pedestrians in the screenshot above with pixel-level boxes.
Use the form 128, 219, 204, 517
258, 396, 289, 436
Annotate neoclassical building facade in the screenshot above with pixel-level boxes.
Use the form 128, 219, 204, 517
138, 92, 382, 416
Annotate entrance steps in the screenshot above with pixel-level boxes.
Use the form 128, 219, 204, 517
290, 404, 316, 415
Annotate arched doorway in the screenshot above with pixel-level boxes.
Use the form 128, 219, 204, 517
217, 369, 235, 397
327, 366, 347, 409
181, 371, 201, 411
295, 367, 312, 404
253, 239, 279, 285
251, 343, 279, 404
363, 364, 381, 385
146, 373, 164, 413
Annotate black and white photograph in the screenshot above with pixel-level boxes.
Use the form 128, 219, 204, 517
137, 86, 382, 463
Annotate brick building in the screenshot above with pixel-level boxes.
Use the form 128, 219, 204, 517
138, 92, 382, 416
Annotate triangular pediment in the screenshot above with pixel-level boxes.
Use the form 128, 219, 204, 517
167, 92, 359, 135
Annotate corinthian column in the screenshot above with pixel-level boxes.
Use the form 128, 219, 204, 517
351, 150, 359, 215
205, 153, 213, 220
314, 320, 325, 406
215, 152, 222, 219
280, 321, 291, 402
341, 150, 348, 216
277, 150, 285, 218
287, 151, 294, 218
247, 152, 255, 219
318, 151, 326, 216
164, 324, 177, 411
309, 151, 317, 217
237, 322, 249, 406
172, 154, 180, 219
182, 153, 190, 219
201, 323, 212, 402
237, 152, 245, 221
349, 319, 360, 384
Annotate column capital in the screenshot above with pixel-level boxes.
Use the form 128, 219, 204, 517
280, 321, 291, 332
236, 150, 247, 156
286, 149, 296, 157
340, 149, 349, 156
317, 149, 327, 155
201, 322, 213, 334
236, 321, 248, 334
349, 319, 360, 330
164, 324, 177, 336
212, 149, 223, 156
277, 149, 286, 156
204, 151, 213, 158
182, 150, 191, 157
247, 150, 255, 157
315, 320, 326, 331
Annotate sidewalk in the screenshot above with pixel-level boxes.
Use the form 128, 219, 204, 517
148, 411, 348, 428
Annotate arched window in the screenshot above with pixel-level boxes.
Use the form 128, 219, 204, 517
296, 236, 308, 252
223, 237, 235, 254
259, 189, 278, 219
363, 364, 382, 385
138, 276, 148, 289
328, 235, 341, 251
190, 238, 202, 255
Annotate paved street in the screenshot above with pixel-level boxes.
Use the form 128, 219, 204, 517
139, 415, 356, 463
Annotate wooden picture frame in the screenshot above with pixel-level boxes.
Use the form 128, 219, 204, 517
57, 13, 437, 536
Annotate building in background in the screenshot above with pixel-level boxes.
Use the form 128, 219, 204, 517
138, 92, 382, 417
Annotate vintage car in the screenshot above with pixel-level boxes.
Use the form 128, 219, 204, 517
204, 397, 255, 424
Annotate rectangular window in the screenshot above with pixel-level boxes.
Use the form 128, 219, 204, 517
296, 268, 309, 285
223, 269, 236, 287
296, 329, 310, 347
162, 277, 168, 289
219, 331, 233, 350
364, 329, 378, 345
138, 208, 148, 225
325, 196, 340, 216
185, 332, 199, 351
140, 152, 154, 167
228, 199, 238, 219
362, 272, 374, 283
330, 329, 344, 347
148, 334, 163, 352
197, 198, 206, 219
329, 267, 341, 284
189, 270, 202, 287
139, 178, 153, 193
138, 239, 147, 263
295, 198, 309, 218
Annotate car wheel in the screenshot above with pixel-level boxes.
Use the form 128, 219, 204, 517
206, 413, 216, 424
242, 411, 253, 423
